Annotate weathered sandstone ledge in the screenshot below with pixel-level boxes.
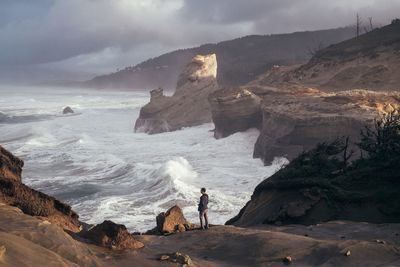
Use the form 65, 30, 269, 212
209, 86, 400, 164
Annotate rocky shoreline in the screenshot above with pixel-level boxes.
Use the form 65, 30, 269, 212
1, 123, 400, 266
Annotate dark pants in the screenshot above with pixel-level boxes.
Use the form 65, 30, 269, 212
199, 208, 209, 229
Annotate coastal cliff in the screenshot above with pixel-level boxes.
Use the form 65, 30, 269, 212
209, 21, 400, 164
135, 54, 219, 134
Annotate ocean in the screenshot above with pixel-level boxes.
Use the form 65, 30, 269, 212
0, 85, 286, 231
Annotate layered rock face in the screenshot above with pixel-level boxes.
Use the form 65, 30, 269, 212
0, 145, 80, 232
251, 90, 395, 163
134, 54, 219, 134
209, 86, 400, 164
209, 87, 262, 138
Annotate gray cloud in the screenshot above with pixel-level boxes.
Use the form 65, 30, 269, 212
0, 0, 399, 82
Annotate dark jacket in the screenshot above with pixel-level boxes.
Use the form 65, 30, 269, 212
198, 194, 209, 212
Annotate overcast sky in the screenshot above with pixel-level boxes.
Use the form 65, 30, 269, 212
1, 0, 399, 83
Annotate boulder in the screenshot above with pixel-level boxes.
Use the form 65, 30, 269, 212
0, 145, 24, 182
135, 54, 219, 134
80, 220, 144, 250
62, 106, 74, 114
156, 205, 189, 233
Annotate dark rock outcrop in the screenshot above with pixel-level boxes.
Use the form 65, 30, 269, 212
135, 54, 219, 134
62, 106, 74, 114
209, 87, 262, 138
227, 133, 400, 227
0, 145, 80, 232
156, 205, 189, 234
80, 220, 144, 250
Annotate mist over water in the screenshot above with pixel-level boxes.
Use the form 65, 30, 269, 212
0, 86, 286, 231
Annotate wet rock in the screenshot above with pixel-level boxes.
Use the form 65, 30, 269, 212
283, 256, 292, 264
62, 106, 74, 114
80, 220, 144, 250
156, 205, 189, 233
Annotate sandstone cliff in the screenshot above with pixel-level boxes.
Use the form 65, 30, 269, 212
135, 54, 218, 134
209, 87, 262, 139
210, 21, 400, 164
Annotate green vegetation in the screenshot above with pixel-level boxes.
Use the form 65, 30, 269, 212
256, 110, 400, 217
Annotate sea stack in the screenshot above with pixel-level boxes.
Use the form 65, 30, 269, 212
134, 54, 219, 134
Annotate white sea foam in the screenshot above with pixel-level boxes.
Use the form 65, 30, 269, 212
0, 85, 287, 231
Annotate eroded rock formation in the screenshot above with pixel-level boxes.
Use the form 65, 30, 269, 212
209, 87, 262, 138
135, 54, 219, 134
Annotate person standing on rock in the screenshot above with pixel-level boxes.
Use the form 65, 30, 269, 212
198, 187, 209, 229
